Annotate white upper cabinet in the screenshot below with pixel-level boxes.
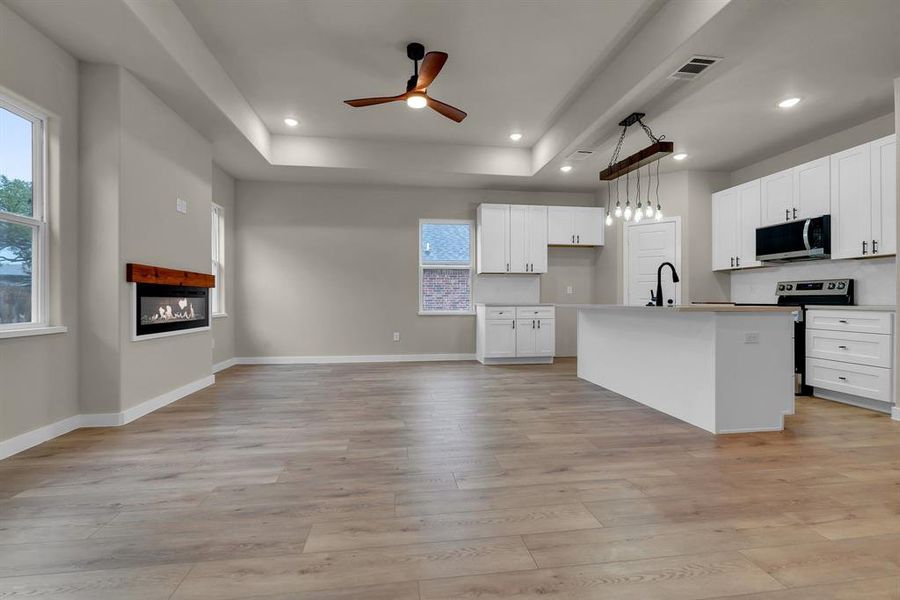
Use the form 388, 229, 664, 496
477, 204, 547, 274
871, 134, 897, 256
761, 168, 794, 225
547, 206, 604, 246
793, 156, 830, 219
831, 142, 872, 259
477, 203, 510, 273
712, 181, 761, 271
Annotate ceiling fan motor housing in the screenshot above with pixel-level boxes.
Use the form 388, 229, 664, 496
406, 42, 425, 61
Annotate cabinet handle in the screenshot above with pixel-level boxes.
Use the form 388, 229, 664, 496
512, 321, 515, 329
537, 319, 541, 329
792, 207, 797, 219
838, 376, 847, 381
506, 262, 510, 271
532, 319, 535, 329
873, 240, 878, 254
571, 234, 575, 243
730, 257, 734, 268
736, 257, 740, 267
785, 208, 790, 221
577, 234, 580, 243
862, 240, 867, 255
837, 345, 848, 349
838, 319, 848, 323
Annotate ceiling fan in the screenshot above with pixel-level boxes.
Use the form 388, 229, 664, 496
344, 42, 467, 123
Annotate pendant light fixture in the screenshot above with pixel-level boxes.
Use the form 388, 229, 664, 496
600, 112, 673, 225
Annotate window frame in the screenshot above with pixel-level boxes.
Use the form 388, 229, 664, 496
0, 94, 48, 333
210, 202, 226, 317
417, 218, 475, 316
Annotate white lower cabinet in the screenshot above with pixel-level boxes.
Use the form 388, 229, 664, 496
805, 309, 894, 407
476, 304, 555, 364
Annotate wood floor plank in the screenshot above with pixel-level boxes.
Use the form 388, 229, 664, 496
0, 564, 191, 599
713, 575, 900, 599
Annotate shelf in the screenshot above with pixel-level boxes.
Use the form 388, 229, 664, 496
126, 263, 215, 288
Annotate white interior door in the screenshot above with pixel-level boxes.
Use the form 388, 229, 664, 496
624, 219, 680, 307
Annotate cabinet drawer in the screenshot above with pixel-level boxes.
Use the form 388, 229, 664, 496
485, 306, 516, 320
516, 306, 555, 319
806, 358, 892, 403
806, 310, 893, 334
805, 329, 892, 368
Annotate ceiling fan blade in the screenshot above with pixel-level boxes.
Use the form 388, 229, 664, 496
344, 93, 407, 107
414, 51, 448, 91
426, 97, 467, 122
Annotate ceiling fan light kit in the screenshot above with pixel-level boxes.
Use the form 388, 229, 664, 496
344, 42, 467, 122
602, 112, 672, 225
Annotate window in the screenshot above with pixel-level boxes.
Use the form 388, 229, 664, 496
210, 203, 225, 316
0, 97, 46, 330
418, 219, 474, 315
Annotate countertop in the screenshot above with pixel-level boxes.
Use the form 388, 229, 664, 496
558, 304, 797, 313
476, 303, 555, 307
805, 305, 895, 312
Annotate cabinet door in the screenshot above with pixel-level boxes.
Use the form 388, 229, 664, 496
737, 180, 761, 268
711, 188, 739, 270
477, 204, 510, 273
793, 157, 830, 220
761, 168, 794, 225
535, 319, 555, 357
574, 207, 604, 245
508, 204, 528, 273
871, 134, 896, 256
831, 143, 872, 259
526, 205, 548, 273
484, 319, 516, 358
515, 319, 536, 356
547, 206, 574, 244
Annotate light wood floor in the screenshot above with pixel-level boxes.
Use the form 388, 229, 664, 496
2, 359, 900, 599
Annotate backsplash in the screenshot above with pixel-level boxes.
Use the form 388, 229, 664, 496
730, 256, 896, 305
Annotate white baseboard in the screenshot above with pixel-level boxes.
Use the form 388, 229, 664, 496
0, 374, 215, 460
892, 406, 900, 421
213, 357, 238, 373
236, 353, 476, 365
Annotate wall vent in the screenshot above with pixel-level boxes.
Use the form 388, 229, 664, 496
669, 55, 721, 80
566, 149, 594, 161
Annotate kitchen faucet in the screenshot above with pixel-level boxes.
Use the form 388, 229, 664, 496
655, 262, 680, 307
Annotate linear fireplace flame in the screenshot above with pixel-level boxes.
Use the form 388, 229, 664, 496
140, 295, 205, 326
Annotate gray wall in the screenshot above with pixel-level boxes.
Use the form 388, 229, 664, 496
212, 164, 236, 365
894, 77, 899, 412
0, 3, 80, 441
234, 182, 599, 358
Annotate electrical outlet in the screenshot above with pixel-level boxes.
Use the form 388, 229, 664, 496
176, 197, 187, 214
744, 332, 759, 344
393, 332, 400, 342
566, 285, 574, 295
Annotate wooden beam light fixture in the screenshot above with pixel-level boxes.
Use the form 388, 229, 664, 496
601, 113, 673, 225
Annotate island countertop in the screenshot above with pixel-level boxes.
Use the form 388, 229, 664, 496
557, 303, 797, 313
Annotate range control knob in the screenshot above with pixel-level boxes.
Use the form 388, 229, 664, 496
827, 282, 836, 290
778, 284, 786, 291
786, 284, 793, 291
837, 282, 846, 289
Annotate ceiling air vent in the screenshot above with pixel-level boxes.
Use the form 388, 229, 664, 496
669, 55, 721, 81
566, 149, 594, 161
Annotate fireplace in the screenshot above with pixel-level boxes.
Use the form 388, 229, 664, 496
127, 263, 215, 340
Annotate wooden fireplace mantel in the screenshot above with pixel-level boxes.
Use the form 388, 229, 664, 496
126, 263, 216, 288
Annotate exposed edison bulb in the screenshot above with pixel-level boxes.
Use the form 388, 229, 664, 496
623, 205, 633, 221
655, 209, 663, 221
633, 209, 643, 223
406, 93, 427, 109
614, 205, 622, 218
605, 213, 613, 226
645, 204, 654, 218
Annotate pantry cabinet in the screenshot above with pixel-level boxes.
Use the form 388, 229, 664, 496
832, 135, 896, 259
477, 204, 547, 273
712, 180, 761, 271
547, 206, 604, 246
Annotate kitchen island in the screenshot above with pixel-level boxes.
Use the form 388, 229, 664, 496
567, 304, 797, 434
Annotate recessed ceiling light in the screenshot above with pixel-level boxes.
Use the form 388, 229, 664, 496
284, 117, 299, 127
778, 97, 801, 109
406, 93, 427, 109
560, 165, 573, 173
673, 153, 688, 161
509, 132, 523, 142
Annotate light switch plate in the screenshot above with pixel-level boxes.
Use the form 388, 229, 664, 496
393, 332, 400, 342
176, 198, 187, 214
744, 332, 759, 344
566, 286, 574, 295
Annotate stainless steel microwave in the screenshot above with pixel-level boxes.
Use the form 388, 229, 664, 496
756, 215, 831, 262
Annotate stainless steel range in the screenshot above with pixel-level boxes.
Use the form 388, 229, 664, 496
774, 278, 855, 394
